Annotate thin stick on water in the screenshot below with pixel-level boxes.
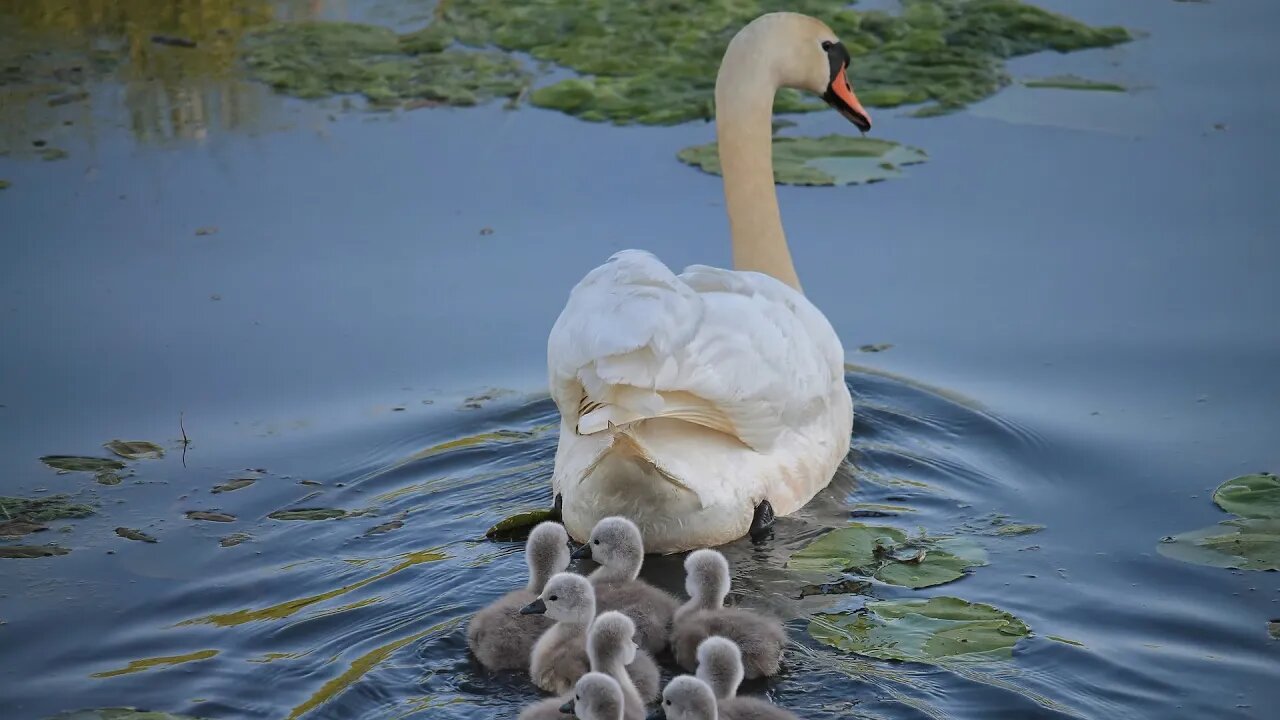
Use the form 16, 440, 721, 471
179, 411, 190, 468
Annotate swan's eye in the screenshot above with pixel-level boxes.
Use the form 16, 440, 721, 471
821, 40, 834, 51
548, 595, 558, 602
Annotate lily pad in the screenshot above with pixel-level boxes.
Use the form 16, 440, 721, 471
485, 507, 561, 541
104, 440, 165, 460
0, 544, 70, 558
808, 596, 1030, 664
44, 709, 204, 720
1157, 518, 1280, 571
116, 527, 158, 543
365, 519, 404, 535
0, 494, 95, 522
788, 523, 987, 588
678, 135, 927, 186
1023, 75, 1126, 92
994, 523, 1044, 536
95, 471, 123, 486
185, 511, 236, 523
267, 508, 347, 521
219, 532, 251, 548
1268, 620, 1280, 641
0, 519, 48, 537
40, 456, 125, 473
1213, 473, 1280, 519
212, 478, 256, 494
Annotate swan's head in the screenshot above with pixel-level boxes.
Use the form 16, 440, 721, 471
647, 675, 718, 720
695, 636, 745, 700
683, 549, 730, 606
724, 12, 872, 132
572, 516, 645, 574
525, 521, 571, 591
561, 672, 625, 720
589, 611, 641, 667
520, 571, 595, 624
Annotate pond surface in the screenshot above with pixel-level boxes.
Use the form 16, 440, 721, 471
1, 1, 1278, 719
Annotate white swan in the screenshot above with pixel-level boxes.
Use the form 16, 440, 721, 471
547, 12, 871, 553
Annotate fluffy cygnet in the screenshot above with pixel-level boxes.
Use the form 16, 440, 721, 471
467, 521, 570, 671
647, 675, 719, 720
522, 672, 626, 720
573, 516, 677, 655
590, 611, 660, 715
695, 637, 799, 720
671, 549, 784, 678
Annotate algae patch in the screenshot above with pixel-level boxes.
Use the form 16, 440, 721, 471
41, 456, 126, 473
0, 544, 70, 558
0, 494, 95, 522
115, 527, 158, 543
679, 135, 927, 186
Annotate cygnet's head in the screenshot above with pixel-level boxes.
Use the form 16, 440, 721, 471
589, 611, 640, 668
520, 571, 595, 624
695, 636, 744, 700
684, 549, 730, 607
572, 516, 645, 576
561, 672, 625, 720
525, 521, 571, 592
648, 675, 718, 720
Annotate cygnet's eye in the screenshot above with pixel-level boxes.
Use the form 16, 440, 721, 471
665, 699, 672, 706
821, 40, 834, 51
548, 595, 559, 602
593, 539, 600, 545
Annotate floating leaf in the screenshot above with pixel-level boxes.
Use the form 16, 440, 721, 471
1022, 75, 1126, 92
185, 511, 236, 522
0, 519, 48, 537
788, 524, 987, 588
1157, 518, 1280, 571
0, 544, 70, 558
994, 523, 1044, 536
849, 503, 914, 518
1047, 635, 1084, 647
485, 508, 561, 541
116, 527, 157, 543
365, 519, 404, 536
268, 508, 347, 521
95, 471, 122, 486
1213, 473, 1280, 519
104, 440, 165, 460
212, 478, 256, 494
219, 532, 251, 548
1269, 621, 1280, 641
40, 456, 125, 473
808, 596, 1030, 664
678, 136, 927, 187
44, 709, 204, 720
0, 494, 95, 522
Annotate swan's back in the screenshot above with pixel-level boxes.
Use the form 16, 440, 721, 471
593, 578, 677, 655
718, 696, 801, 720
673, 608, 785, 679
467, 589, 550, 671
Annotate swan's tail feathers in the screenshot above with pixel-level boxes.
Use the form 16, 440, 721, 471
575, 388, 742, 443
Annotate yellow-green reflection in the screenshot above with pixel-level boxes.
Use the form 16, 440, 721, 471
0, 0, 329, 151
91, 648, 218, 678
178, 547, 446, 627
287, 617, 458, 720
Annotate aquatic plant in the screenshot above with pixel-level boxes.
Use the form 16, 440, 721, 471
789, 522, 987, 588
809, 596, 1031, 663
1159, 473, 1280, 571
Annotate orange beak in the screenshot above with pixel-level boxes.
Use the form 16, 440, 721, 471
828, 66, 871, 132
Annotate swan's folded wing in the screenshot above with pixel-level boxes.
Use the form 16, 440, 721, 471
547, 251, 844, 451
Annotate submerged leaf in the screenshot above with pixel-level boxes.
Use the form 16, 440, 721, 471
1022, 75, 1126, 92
95, 470, 122, 485
678, 135, 927, 187
185, 511, 236, 523
115, 527, 158, 543
809, 596, 1030, 664
40, 456, 125, 473
219, 532, 251, 548
797, 578, 873, 599
0, 519, 47, 537
1213, 473, 1280, 519
212, 478, 256, 494
0, 544, 70, 558
1157, 518, 1280, 571
104, 440, 165, 460
486, 508, 561, 541
788, 523, 986, 588
994, 523, 1044, 536
268, 508, 347, 521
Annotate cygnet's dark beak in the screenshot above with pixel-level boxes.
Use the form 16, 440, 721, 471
520, 598, 547, 615
645, 709, 667, 720
558, 698, 575, 715
571, 543, 592, 560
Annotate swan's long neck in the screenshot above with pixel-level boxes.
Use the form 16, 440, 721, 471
592, 652, 644, 714
716, 28, 801, 291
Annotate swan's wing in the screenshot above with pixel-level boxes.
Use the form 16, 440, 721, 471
547, 250, 843, 451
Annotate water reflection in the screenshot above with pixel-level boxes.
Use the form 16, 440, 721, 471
0, 0, 341, 152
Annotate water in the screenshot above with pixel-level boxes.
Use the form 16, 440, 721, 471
1, 1, 1278, 718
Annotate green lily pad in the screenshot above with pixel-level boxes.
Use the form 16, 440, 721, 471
1213, 473, 1280, 519
1047, 635, 1084, 647
185, 511, 236, 523
44, 709, 204, 720
0, 494, 95, 522
1157, 518, 1280, 571
485, 507, 561, 541
40, 456, 126, 473
1268, 621, 1279, 641
116, 527, 157, 543
0, 544, 70, 558
678, 135, 927, 187
267, 508, 347, 521
808, 596, 1030, 664
788, 524, 987, 589
104, 440, 165, 460
1023, 75, 1126, 92
211, 478, 256, 494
